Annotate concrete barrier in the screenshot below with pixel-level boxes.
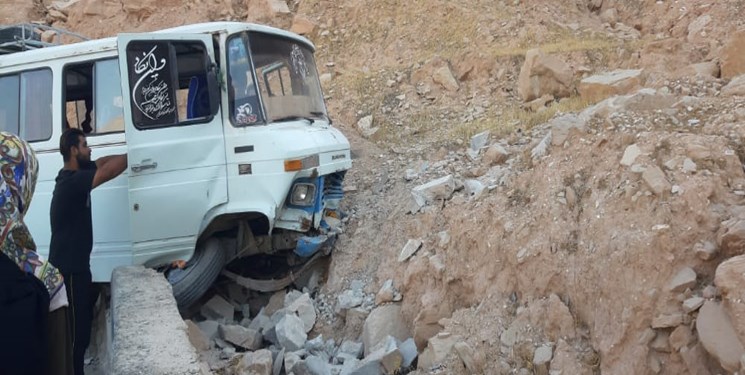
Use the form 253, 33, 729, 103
109, 266, 202, 375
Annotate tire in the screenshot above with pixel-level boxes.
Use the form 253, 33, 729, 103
167, 238, 226, 310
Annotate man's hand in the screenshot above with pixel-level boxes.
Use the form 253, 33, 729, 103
92, 154, 128, 189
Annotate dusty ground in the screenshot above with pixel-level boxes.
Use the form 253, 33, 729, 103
5, 0, 745, 374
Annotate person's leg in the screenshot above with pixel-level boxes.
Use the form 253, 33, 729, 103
65, 271, 92, 375
47, 306, 74, 375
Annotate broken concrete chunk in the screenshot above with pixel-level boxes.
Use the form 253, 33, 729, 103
697, 301, 745, 372
411, 175, 456, 208
276, 314, 308, 351
201, 295, 234, 322
398, 239, 423, 262
220, 324, 263, 350
339, 340, 364, 360
294, 355, 332, 375
337, 289, 365, 314
249, 310, 274, 334
620, 144, 642, 166
241, 349, 273, 375
668, 267, 697, 293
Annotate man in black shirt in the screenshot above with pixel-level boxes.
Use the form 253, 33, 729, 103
49, 128, 127, 375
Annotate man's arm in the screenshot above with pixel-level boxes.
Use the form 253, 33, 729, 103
92, 154, 127, 189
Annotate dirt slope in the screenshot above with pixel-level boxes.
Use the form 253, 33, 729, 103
4, 0, 745, 373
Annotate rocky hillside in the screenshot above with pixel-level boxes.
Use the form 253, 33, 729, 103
4, 0, 745, 374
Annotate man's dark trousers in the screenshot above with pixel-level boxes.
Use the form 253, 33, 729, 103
62, 270, 94, 375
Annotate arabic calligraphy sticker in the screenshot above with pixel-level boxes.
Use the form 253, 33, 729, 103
126, 41, 177, 126
290, 44, 308, 80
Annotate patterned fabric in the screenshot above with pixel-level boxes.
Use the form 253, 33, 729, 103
0, 131, 64, 301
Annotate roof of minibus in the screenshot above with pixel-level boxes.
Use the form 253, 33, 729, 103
0, 22, 315, 69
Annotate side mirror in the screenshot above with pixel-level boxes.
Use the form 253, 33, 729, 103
206, 64, 220, 117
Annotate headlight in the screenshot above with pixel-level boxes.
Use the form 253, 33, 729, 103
291, 183, 316, 206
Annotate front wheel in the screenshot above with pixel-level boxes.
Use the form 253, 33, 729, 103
167, 238, 226, 310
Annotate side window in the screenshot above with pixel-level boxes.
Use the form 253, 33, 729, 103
125, 40, 214, 129
0, 69, 52, 142
63, 59, 125, 135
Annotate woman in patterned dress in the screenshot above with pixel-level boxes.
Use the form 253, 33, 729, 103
0, 131, 73, 375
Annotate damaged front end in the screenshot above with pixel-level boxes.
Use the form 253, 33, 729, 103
221, 171, 347, 292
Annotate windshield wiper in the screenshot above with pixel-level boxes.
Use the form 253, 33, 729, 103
272, 116, 315, 125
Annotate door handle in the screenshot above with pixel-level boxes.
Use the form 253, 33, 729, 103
131, 161, 158, 173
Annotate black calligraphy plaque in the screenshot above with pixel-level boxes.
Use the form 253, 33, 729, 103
126, 41, 177, 127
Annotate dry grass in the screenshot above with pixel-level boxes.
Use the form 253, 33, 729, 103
449, 96, 594, 140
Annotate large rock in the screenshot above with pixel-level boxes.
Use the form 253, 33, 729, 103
454, 342, 484, 374
483, 144, 509, 166
290, 15, 316, 35
717, 218, 745, 257
722, 75, 745, 97
578, 69, 644, 102
246, 0, 291, 21
418, 332, 462, 370
549, 114, 586, 147
276, 314, 308, 351
201, 295, 234, 322
696, 301, 745, 372
362, 304, 411, 356
721, 30, 745, 80
642, 165, 671, 197
667, 267, 697, 293
294, 355, 332, 375
715, 255, 745, 344
410, 175, 456, 209
549, 339, 590, 375
398, 239, 423, 263
287, 293, 317, 333
220, 324, 263, 350
240, 349, 273, 375
517, 48, 573, 102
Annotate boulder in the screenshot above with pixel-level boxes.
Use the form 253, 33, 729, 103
483, 144, 509, 166
362, 304, 410, 356
696, 301, 745, 372
276, 314, 307, 351
517, 49, 573, 102
717, 218, 745, 257
550, 114, 586, 147
220, 324, 263, 350
722, 75, 745, 97
432, 65, 459, 92
240, 349, 273, 375
721, 30, 745, 80
410, 175, 456, 209
287, 293, 317, 333
290, 15, 316, 35
667, 267, 697, 293
356, 115, 378, 138
454, 342, 484, 374
246, 0, 291, 21
642, 165, 671, 197
715, 255, 745, 344
418, 332, 462, 370
578, 69, 644, 102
